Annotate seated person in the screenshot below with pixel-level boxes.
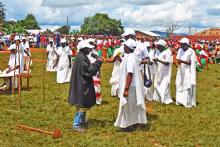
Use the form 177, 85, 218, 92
0, 44, 22, 90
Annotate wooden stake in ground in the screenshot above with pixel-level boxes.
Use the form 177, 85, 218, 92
17, 124, 62, 139
42, 48, 45, 103
16, 44, 21, 109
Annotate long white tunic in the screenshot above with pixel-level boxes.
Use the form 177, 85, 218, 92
114, 53, 147, 128
153, 49, 173, 104
134, 42, 149, 71
46, 45, 57, 72
56, 46, 72, 83
176, 48, 196, 108
144, 49, 157, 101
109, 46, 124, 96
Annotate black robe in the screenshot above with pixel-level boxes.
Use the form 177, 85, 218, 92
68, 51, 102, 108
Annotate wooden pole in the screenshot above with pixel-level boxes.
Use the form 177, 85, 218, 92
43, 48, 45, 103
17, 43, 21, 109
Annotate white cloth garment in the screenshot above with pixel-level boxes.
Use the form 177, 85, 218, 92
153, 49, 173, 104
46, 44, 58, 72
144, 49, 157, 101
21, 42, 30, 57
21, 41, 32, 69
114, 53, 147, 128
88, 49, 102, 104
0, 53, 21, 88
56, 46, 72, 83
134, 42, 149, 71
176, 48, 196, 108
14, 44, 24, 72
109, 46, 124, 96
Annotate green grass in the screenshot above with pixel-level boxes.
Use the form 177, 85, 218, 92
0, 51, 220, 147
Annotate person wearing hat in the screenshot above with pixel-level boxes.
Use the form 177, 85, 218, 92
46, 39, 58, 72
68, 40, 103, 132
87, 38, 103, 105
0, 44, 20, 90
21, 36, 31, 71
176, 37, 196, 108
55, 38, 72, 83
13, 36, 25, 73
122, 28, 149, 78
114, 39, 147, 132
152, 39, 173, 104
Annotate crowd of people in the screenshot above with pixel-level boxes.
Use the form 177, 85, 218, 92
0, 28, 220, 132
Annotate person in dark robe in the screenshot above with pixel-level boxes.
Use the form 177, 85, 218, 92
68, 40, 103, 132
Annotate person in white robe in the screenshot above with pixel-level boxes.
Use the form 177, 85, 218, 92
106, 44, 125, 97
46, 39, 58, 72
134, 41, 149, 72
176, 38, 196, 108
152, 39, 173, 104
144, 43, 157, 101
21, 36, 31, 71
14, 36, 25, 73
55, 38, 72, 83
115, 39, 147, 131
0, 44, 22, 90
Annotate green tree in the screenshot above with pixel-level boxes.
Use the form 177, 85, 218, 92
3, 22, 27, 34
22, 13, 41, 30
80, 13, 124, 35
0, 2, 6, 31
56, 25, 70, 34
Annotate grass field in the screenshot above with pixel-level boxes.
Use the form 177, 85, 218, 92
0, 50, 220, 147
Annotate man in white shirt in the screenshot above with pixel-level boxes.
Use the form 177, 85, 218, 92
115, 39, 147, 132
176, 38, 196, 108
21, 36, 31, 71
152, 39, 173, 104
0, 44, 21, 90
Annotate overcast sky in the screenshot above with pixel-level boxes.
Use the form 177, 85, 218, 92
2, 0, 220, 32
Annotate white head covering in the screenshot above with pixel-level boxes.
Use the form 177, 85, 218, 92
22, 36, 27, 40
121, 28, 135, 37
124, 39, 137, 50
78, 37, 84, 41
77, 40, 94, 50
179, 37, 190, 45
155, 39, 167, 47
14, 36, 20, 41
87, 38, 95, 43
60, 38, 66, 43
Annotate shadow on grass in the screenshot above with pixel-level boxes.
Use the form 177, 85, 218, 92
100, 100, 109, 105
88, 118, 115, 128
87, 113, 158, 132
0, 87, 34, 95
139, 113, 158, 131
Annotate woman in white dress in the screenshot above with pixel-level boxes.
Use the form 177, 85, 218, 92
176, 38, 196, 108
46, 39, 58, 72
152, 39, 173, 104
55, 38, 72, 83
